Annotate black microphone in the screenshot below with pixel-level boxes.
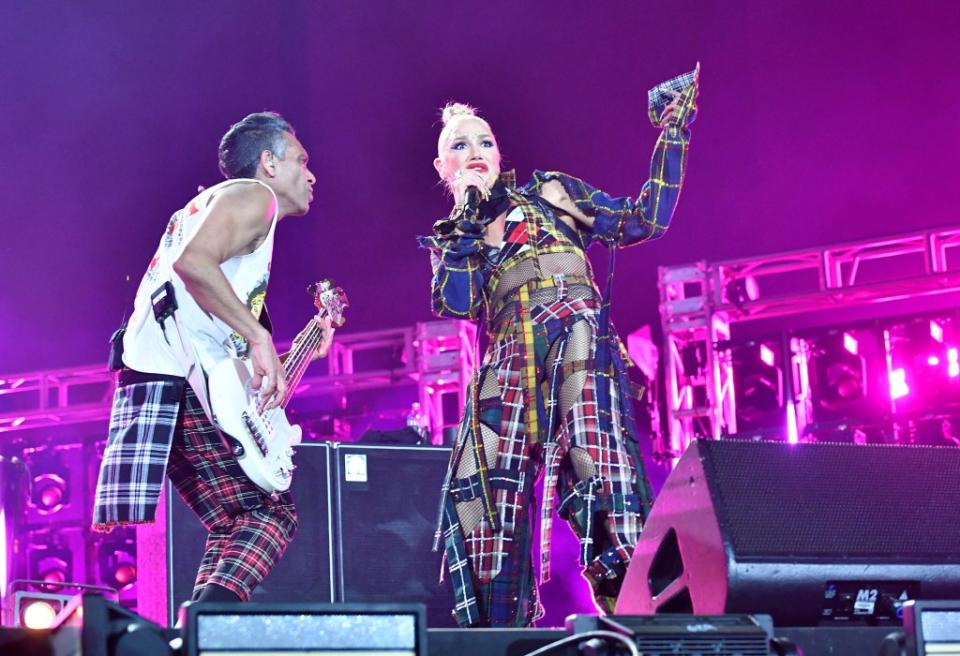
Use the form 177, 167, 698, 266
463, 186, 482, 218
433, 186, 484, 237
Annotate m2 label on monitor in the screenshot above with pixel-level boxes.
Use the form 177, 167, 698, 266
821, 581, 917, 623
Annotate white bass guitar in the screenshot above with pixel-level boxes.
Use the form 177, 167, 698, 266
207, 280, 348, 493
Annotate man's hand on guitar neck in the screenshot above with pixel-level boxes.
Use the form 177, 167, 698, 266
285, 315, 335, 363
312, 315, 335, 361
251, 330, 286, 412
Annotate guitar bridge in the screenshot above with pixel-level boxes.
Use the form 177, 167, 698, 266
241, 411, 269, 456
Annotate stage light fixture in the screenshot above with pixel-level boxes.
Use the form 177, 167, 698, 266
22, 599, 58, 629
97, 533, 137, 591
889, 368, 910, 400
37, 554, 70, 587
730, 339, 784, 434
792, 325, 889, 442
843, 331, 859, 355
813, 331, 870, 411
724, 275, 760, 311
28, 541, 74, 592
13, 590, 73, 629
931, 320, 945, 343
31, 473, 67, 514
21, 443, 87, 526
884, 313, 960, 415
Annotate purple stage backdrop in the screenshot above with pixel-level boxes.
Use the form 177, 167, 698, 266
1, 0, 959, 628
2, 0, 958, 373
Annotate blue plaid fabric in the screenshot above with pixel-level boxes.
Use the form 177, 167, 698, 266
422, 72, 698, 627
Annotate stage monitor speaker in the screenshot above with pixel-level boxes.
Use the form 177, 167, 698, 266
618, 440, 960, 625
332, 444, 455, 627
162, 442, 334, 623
900, 599, 960, 656
567, 613, 781, 656
181, 601, 427, 656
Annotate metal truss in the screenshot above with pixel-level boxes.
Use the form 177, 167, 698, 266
658, 225, 960, 458
415, 319, 477, 444
0, 320, 477, 441
0, 366, 116, 434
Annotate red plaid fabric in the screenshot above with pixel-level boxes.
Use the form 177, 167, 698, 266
429, 88, 697, 623
166, 386, 297, 601
446, 294, 647, 625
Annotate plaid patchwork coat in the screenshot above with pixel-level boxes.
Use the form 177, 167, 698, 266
419, 74, 697, 625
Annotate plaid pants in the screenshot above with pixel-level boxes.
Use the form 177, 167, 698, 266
441, 295, 652, 627
167, 386, 298, 601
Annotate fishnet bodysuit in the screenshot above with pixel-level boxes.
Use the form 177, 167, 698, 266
456, 212, 600, 536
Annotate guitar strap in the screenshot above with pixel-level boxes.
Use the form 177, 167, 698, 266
151, 280, 218, 428
168, 310, 217, 427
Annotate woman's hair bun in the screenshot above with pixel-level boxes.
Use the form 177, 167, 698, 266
441, 102, 477, 125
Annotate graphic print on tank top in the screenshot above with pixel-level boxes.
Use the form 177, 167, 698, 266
228, 274, 269, 358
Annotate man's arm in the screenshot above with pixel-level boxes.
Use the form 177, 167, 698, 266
172, 182, 286, 409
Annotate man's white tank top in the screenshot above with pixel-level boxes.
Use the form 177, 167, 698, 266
122, 178, 278, 377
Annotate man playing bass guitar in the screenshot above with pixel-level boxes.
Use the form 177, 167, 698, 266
92, 112, 334, 604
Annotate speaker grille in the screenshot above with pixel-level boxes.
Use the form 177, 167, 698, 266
169, 443, 333, 608
335, 445, 455, 627
700, 441, 960, 560
256, 443, 333, 600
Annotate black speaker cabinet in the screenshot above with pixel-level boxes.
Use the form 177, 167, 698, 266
163, 442, 334, 622
618, 439, 960, 625
333, 444, 455, 627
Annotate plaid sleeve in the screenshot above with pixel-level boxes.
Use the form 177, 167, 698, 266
529, 79, 696, 249
417, 229, 486, 320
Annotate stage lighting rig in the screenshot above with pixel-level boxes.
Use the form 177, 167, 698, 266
27, 537, 74, 592
726, 339, 785, 435
30, 472, 67, 515
5, 579, 117, 628
884, 313, 960, 416
790, 324, 891, 443
723, 275, 760, 313
21, 442, 86, 526
96, 532, 137, 592
14, 589, 73, 629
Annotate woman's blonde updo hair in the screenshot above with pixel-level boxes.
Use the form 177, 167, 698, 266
437, 101, 488, 153
441, 101, 477, 125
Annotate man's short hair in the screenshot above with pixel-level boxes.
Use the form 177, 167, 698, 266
218, 112, 295, 179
